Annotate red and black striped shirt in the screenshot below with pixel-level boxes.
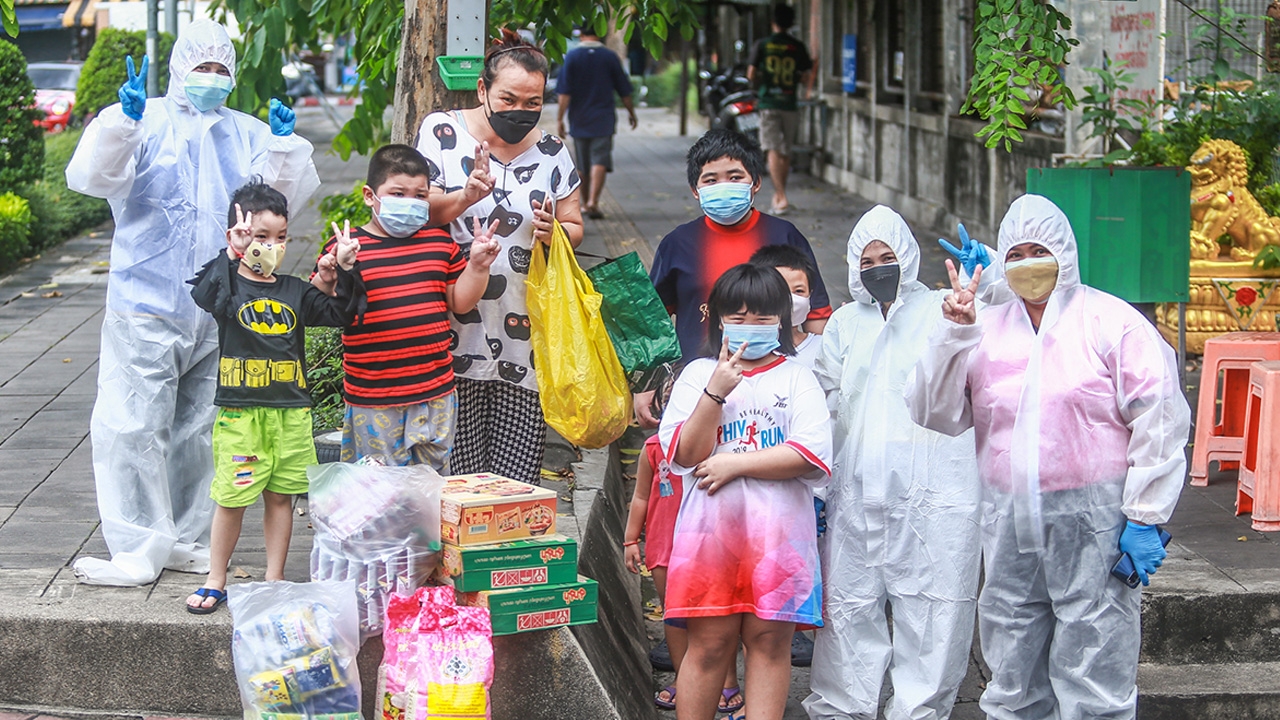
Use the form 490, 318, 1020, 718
321, 226, 466, 407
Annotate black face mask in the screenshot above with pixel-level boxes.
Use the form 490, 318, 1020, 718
861, 263, 901, 305
485, 95, 540, 144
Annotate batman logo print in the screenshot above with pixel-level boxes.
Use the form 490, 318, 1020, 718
237, 298, 297, 335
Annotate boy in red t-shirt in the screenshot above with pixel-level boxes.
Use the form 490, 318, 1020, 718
312, 144, 499, 469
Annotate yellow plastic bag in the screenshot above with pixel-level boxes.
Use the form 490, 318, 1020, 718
525, 221, 632, 448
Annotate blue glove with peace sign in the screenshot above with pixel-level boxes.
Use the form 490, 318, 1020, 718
938, 223, 991, 276
269, 98, 296, 137
118, 55, 149, 121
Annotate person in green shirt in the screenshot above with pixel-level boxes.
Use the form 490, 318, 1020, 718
748, 4, 814, 216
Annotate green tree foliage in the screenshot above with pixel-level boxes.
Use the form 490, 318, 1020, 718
76, 27, 175, 120
20, 128, 113, 252
963, 0, 1077, 151
211, 0, 699, 159
2, 0, 16, 38
0, 192, 33, 270
0, 40, 44, 189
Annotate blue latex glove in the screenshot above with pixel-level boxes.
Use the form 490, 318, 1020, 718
938, 223, 991, 276
118, 55, 148, 122
269, 97, 296, 136
1118, 521, 1167, 586
814, 497, 827, 538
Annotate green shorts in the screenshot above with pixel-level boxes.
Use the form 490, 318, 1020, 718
211, 406, 315, 508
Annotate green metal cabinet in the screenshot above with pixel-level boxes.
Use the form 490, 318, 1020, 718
1026, 167, 1191, 303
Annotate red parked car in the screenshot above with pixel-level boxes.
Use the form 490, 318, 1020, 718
28, 62, 83, 133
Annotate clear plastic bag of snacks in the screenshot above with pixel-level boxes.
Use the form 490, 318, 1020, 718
377, 587, 494, 720
228, 580, 362, 720
308, 463, 447, 637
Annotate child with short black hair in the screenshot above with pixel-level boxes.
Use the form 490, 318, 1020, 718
185, 180, 362, 614
312, 144, 500, 469
640, 128, 831, 428
659, 262, 832, 720
749, 243, 822, 368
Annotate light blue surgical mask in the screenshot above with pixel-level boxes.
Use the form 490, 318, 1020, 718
698, 182, 754, 226
375, 196, 431, 238
722, 322, 781, 360
184, 71, 233, 113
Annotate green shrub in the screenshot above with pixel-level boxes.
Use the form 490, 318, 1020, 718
18, 128, 112, 252
76, 27, 175, 121
0, 41, 44, 189
0, 193, 33, 270
641, 60, 699, 109
317, 180, 371, 248
301, 182, 374, 431
306, 325, 346, 433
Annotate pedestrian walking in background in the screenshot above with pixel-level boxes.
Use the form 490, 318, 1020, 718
556, 26, 638, 219
748, 4, 813, 216
65, 19, 319, 587
907, 194, 1191, 720
416, 29, 584, 486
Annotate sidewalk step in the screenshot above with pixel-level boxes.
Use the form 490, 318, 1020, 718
1142, 588, 1280, 664
1138, 661, 1280, 720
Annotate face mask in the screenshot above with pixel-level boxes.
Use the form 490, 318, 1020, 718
722, 322, 781, 361
860, 263, 901, 305
375, 196, 430, 238
485, 94, 540, 144
184, 71, 233, 112
698, 182, 754, 226
790, 293, 810, 327
1005, 256, 1059, 302
242, 240, 285, 278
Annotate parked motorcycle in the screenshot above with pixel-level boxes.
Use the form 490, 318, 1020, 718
699, 64, 760, 142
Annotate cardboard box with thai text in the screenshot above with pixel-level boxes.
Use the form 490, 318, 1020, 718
440, 473, 557, 545
455, 575, 598, 635
433, 535, 578, 592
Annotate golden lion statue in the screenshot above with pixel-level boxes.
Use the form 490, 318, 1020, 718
1189, 139, 1280, 261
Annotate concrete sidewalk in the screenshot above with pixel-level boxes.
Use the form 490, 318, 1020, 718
4, 105, 1280, 718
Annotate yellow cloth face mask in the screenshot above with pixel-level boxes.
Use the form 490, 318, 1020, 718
1004, 256, 1058, 301
242, 240, 286, 278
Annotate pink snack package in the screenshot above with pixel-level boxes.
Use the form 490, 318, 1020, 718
377, 588, 494, 720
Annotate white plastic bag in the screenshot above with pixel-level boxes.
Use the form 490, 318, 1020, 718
228, 580, 362, 720
308, 463, 447, 638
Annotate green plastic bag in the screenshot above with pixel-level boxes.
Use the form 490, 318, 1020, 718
584, 252, 681, 387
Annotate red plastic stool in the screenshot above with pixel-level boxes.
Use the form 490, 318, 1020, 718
1191, 332, 1280, 487
1237, 362, 1280, 531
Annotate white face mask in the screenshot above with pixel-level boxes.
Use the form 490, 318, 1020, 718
790, 293, 810, 328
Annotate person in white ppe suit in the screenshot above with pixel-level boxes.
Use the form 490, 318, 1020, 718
803, 205, 983, 720
66, 19, 320, 586
906, 194, 1190, 720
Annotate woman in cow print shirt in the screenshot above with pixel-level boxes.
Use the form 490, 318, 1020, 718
417, 30, 584, 485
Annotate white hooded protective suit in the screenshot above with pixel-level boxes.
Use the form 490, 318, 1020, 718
66, 19, 321, 586
905, 194, 1190, 720
803, 206, 982, 720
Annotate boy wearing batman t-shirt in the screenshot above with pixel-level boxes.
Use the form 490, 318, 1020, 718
184, 180, 362, 614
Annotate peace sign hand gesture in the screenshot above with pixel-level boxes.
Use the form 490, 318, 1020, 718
941, 259, 982, 325
226, 203, 255, 258
468, 216, 502, 270
707, 336, 749, 399
462, 142, 496, 205
331, 219, 360, 270
119, 55, 149, 121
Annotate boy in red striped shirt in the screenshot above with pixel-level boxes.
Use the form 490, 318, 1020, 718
313, 144, 500, 469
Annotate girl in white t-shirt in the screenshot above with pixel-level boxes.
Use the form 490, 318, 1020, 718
659, 263, 832, 720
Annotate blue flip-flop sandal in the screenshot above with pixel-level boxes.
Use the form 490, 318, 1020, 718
187, 587, 227, 615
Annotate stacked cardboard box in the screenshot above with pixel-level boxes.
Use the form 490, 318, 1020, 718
437, 474, 598, 635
